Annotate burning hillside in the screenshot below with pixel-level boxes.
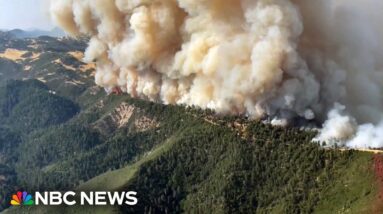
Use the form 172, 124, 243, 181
50, 0, 383, 148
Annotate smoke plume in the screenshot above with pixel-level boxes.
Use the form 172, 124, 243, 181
49, 0, 383, 148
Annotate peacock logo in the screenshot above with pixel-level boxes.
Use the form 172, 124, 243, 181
10, 191, 34, 206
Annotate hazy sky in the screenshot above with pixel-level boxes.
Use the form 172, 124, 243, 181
0, 0, 53, 30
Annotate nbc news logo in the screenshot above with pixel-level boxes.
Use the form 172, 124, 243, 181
10, 191, 137, 206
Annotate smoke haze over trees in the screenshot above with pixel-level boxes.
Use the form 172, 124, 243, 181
50, 0, 383, 148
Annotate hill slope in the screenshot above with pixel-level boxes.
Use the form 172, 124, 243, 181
0, 33, 381, 213
3, 91, 381, 213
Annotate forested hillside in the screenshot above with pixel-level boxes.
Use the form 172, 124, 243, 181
0, 33, 381, 214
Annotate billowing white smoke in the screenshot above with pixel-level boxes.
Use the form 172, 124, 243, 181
49, 0, 383, 148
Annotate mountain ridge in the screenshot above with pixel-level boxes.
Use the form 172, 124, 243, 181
0, 28, 65, 39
